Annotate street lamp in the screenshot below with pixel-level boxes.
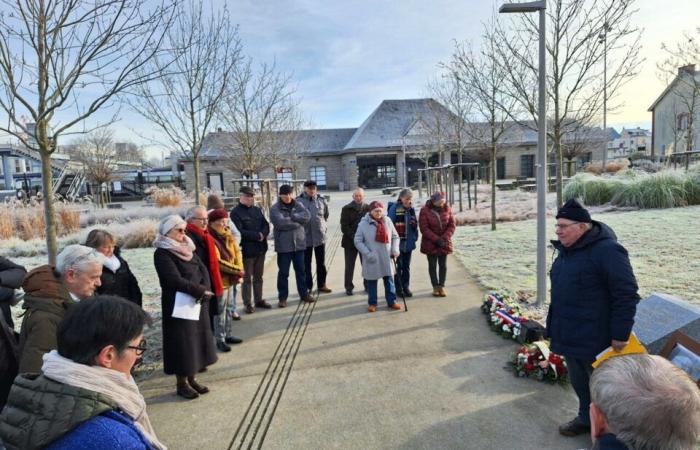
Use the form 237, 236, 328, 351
599, 21, 611, 168
499, 0, 548, 307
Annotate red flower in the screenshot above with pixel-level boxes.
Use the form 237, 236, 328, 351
524, 362, 535, 372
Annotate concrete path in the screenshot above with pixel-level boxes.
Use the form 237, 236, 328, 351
141, 191, 590, 450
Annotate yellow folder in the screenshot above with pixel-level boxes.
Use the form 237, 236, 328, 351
592, 333, 647, 369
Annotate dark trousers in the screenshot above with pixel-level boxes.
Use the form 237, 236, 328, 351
242, 254, 265, 306
304, 244, 327, 290
277, 250, 307, 301
565, 356, 595, 425
344, 246, 367, 292
427, 254, 447, 287
394, 251, 412, 292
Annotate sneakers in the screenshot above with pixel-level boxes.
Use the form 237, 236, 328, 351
389, 303, 402, 311
216, 341, 231, 352
318, 286, 332, 293
278, 299, 288, 308
368, 305, 377, 313
432, 287, 441, 297
301, 294, 316, 303
225, 336, 243, 345
255, 301, 272, 309
438, 287, 447, 297
558, 418, 591, 437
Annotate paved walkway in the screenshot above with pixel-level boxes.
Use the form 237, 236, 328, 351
140, 191, 590, 450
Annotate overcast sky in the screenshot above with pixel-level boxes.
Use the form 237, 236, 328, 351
4, 0, 699, 157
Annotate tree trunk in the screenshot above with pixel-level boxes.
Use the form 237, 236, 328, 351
193, 156, 202, 206
555, 133, 563, 208
40, 151, 58, 264
490, 143, 497, 231
457, 149, 463, 212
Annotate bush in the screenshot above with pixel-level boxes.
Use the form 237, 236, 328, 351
563, 173, 623, 206
146, 186, 185, 207
81, 218, 158, 249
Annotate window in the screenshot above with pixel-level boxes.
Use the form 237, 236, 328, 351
520, 155, 535, 178
497, 157, 506, 180
276, 167, 293, 182
376, 165, 396, 186
309, 166, 327, 189
677, 113, 690, 131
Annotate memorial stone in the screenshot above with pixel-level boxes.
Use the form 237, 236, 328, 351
633, 293, 700, 354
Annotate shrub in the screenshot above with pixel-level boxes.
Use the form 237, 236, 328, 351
81, 218, 158, 249
611, 171, 689, 209
146, 186, 185, 207
56, 205, 80, 236
563, 173, 623, 205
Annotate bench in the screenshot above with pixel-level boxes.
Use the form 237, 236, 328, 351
519, 184, 538, 192
381, 187, 402, 195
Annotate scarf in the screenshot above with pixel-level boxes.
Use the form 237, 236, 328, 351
208, 226, 232, 262
186, 223, 224, 297
153, 234, 195, 262
103, 254, 122, 273
41, 351, 167, 450
374, 216, 389, 244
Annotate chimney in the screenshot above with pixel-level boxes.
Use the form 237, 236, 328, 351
679, 64, 697, 75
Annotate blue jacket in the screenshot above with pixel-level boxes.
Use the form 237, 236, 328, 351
387, 201, 418, 253
592, 434, 629, 450
47, 410, 154, 450
547, 221, 640, 360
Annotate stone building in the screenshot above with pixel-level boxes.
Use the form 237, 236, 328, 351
181, 98, 604, 193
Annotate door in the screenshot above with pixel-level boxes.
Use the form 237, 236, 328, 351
309, 166, 327, 189
207, 172, 224, 193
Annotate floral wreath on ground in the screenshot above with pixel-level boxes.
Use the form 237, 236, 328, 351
482, 291, 568, 384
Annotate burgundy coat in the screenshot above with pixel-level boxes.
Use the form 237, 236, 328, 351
419, 200, 456, 256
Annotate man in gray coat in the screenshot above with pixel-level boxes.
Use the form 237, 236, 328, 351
297, 180, 332, 294
270, 185, 314, 307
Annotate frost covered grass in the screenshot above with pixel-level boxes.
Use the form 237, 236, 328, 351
453, 205, 700, 306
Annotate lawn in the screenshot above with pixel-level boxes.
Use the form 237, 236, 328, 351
452, 205, 700, 306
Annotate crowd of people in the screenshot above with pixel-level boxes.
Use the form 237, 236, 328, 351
0, 186, 698, 449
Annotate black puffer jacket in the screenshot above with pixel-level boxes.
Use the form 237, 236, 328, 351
96, 247, 142, 307
0, 373, 116, 450
547, 221, 640, 359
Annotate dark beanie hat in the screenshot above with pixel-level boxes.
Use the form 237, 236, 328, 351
208, 208, 228, 222
279, 184, 294, 195
556, 198, 592, 223
240, 186, 255, 196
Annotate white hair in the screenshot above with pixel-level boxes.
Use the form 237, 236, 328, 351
352, 188, 364, 195
185, 205, 207, 221
590, 354, 700, 450
398, 188, 413, 199
55, 244, 105, 275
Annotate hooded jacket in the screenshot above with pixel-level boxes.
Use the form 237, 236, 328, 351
17, 266, 76, 373
270, 199, 310, 253
547, 221, 640, 359
419, 200, 456, 256
297, 192, 329, 248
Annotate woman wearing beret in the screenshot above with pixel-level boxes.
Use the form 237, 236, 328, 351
153, 215, 217, 399
419, 192, 456, 297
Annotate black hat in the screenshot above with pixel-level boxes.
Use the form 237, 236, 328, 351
303, 180, 317, 188
279, 184, 294, 195
239, 186, 255, 197
556, 198, 592, 223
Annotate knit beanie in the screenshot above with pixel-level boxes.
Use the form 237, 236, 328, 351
208, 208, 228, 223
369, 201, 384, 211
556, 198, 592, 223
279, 185, 294, 195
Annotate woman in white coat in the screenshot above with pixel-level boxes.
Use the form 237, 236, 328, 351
353, 201, 402, 312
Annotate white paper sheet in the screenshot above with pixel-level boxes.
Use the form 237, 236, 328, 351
172, 291, 201, 321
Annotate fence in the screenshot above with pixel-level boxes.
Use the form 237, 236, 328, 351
417, 163, 480, 212
230, 179, 307, 217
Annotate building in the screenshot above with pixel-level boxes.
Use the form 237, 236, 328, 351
606, 127, 651, 158
649, 64, 700, 157
182, 98, 605, 192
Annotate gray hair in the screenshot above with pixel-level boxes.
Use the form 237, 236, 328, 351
590, 354, 700, 450
398, 188, 413, 199
55, 244, 106, 275
352, 188, 364, 195
185, 205, 207, 221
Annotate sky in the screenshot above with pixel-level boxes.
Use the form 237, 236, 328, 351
3, 0, 699, 159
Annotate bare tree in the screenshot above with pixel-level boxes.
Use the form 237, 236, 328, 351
127, 0, 242, 204
497, 0, 643, 207
657, 29, 700, 155
72, 129, 118, 208
443, 24, 518, 230
219, 60, 300, 178
0, 0, 178, 262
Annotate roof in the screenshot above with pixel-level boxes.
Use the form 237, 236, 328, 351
648, 68, 700, 112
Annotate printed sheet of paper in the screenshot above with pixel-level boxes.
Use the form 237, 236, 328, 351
172, 291, 201, 321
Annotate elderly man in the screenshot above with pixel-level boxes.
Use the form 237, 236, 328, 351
547, 199, 640, 437
270, 184, 314, 307
231, 186, 271, 313
297, 180, 332, 294
387, 188, 418, 297
17, 245, 104, 373
185, 205, 242, 352
340, 188, 369, 296
589, 354, 700, 450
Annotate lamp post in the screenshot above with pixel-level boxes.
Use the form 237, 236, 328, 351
599, 21, 611, 168
499, 0, 547, 306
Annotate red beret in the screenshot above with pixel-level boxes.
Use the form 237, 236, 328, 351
208, 208, 228, 222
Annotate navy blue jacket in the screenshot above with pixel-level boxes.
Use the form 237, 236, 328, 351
547, 222, 640, 360
46, 410, 154, 450
592, 434, 629, 450
387, 201, 418, 253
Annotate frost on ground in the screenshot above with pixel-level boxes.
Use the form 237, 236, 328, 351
453, 205, 700, 307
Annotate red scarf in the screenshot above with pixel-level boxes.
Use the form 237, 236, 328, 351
186, 223, 224, 296
374, 217, 389, 244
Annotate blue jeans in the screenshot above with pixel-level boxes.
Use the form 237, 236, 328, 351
394, 251, 412, 292
277, 250, 307, 300
366, 276, 397, 306
214, 286, 237, 343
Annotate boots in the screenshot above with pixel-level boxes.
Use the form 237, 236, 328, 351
176, 376, 199, 399
187, 376, 210, 395
439, 287, 447, 297
432, 287, 441, 297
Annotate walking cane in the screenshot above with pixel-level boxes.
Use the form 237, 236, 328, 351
393, 257, 408, 312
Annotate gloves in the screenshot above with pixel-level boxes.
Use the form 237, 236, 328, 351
435, 238, 445, 248
366, 253, 378, 264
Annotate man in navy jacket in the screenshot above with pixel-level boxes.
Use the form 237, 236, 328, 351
546, 199, 640, 438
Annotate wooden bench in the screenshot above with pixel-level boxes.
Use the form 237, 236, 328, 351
519, 184, 538, 192
381, 187, 402, 195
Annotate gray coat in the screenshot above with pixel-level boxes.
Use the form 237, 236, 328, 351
297, 192, 329, 248
353, 213, 400, 280
270, 200, 310, 253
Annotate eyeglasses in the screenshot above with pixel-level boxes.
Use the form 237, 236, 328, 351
192, 217, 208, 222
127, 339, 148, 356
555, 222, 580, 229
